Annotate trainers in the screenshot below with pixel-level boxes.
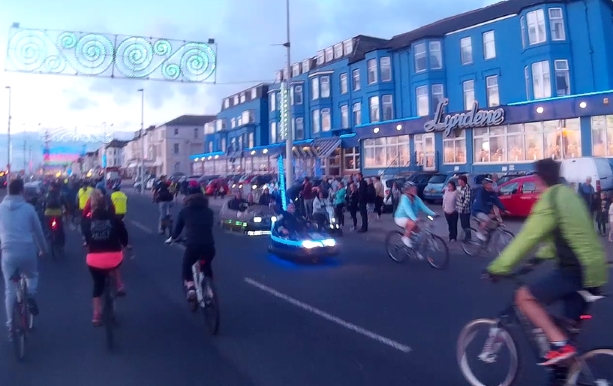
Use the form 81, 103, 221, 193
27, 297, 39, 316
92, 312, 103, 327
538, 344, 577, 366
476, 232, 487, 241
186, 286, 197, 311
401, 236, 412, 247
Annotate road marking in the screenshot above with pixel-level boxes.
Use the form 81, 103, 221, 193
130, 220, 153, 234
243, 277, 412, 353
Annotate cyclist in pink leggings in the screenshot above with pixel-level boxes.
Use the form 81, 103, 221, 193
83, 189, 129, 326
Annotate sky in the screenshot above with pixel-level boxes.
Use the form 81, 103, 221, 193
0, 0, 498, 140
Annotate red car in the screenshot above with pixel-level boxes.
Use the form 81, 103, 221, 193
205, 178, 229, 196
497, 175, 540, 217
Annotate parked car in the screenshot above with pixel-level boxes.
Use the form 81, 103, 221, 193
497, 172, 534, 185
497, 175, 541, 217
423, 172, 468, 202
205, 178, 229, 196
560, 157, 613, 192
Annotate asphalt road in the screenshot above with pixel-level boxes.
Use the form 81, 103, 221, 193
0, 188, 611, 386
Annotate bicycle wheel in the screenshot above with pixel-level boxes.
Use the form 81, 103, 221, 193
457, 318, 520, 386
462, 228, 484, 257
103, 282, 115, 350
493, 230, 514, 255
422, 234, 450, 270
385, 230, 410, 263
11, 300, 25, 360
566, 348, 613, 385
201, 278, 220, 335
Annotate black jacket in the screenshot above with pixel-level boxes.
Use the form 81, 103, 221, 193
358, 180, 368, 204
84, 209, 129, 253
172, 193, 215, 246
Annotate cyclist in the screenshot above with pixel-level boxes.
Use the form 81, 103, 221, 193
486, 158, 607, 366
472, 177, 508, 241
110, 182, 127, 220
0, 179, 47, 337
77, 180, 94, 220
153, 176, 174, 234
393, 181, 437, 248
83, 189, 128, 326
43, 181, 68, 249
166, 181, 215, 310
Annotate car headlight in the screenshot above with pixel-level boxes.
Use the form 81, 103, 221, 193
302, 240, 321, 249
330, 217, 335, 223
252, 185, 257, 190
253, 216, 262, 223
232, 184, 236, 188
322, 239, 336, 247
271, 216, 277, 223
239, 184, 243, 188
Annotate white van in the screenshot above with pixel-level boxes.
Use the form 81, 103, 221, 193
560, 157, 613, 191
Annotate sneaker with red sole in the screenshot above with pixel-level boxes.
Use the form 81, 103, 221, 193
538, 344, 577, 366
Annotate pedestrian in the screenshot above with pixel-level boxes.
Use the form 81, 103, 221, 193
578, 176, 595, 213
456, 175, 472, 241
373, 176, 385, 220
366, 178, 376, 216
443, 180, 459, 241
333, 181, 346, 226
386, 181, 401, 213
301, 177, 314, 220
346, 182, 359, 230
595, 191, 609, 236
357, 173, 369, 232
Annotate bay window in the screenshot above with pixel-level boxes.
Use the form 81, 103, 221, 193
414, 43, 426, 72
532, 60, 551, 99
320, 76, 330, 98
340, 105, 349, 128
382, 95, 393, 121
416, 86, 429, 116
367, 59, 377, 84
293, 117, 304, 140
363, 135, 410, 168
527, 9, 546, 44
554, 60, 570, 96
270, 122, 277, 144
321, 108, 331, 131
548, 8, 566, 41
311, 78, 319, 100
380, 57, 392, 81
431, 84, 444, 110
429, 41, 442, 69
369, 96, 380, 123
353, 102, 362, 125
312, 109, 320, 133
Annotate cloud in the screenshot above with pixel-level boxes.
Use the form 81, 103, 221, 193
68, 96, 98, 110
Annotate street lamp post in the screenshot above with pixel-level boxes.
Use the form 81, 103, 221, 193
283, 0, 294, 186
138, 89, 145, 195
102, 122, 113, 183
5, 86, 11, 177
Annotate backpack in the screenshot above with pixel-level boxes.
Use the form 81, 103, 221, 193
158, 183, 173, 201
46, 191, 61, 209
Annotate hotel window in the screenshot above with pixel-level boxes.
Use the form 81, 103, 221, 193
367, 59, 378, 84
223, 99, 229, 109
353, 102, 362, 125
363, 135, 410, 168
463, 80, 475, 110
460, 37, 472, 65
240, 93, 246, 103
270, 92, 276, 111
294, 117, 304, 140
524, 66, 530, 99
270, 122, 277, 143
380, 57, 392, 81
554, 60, 570, 96
292, 85, 303, 105
520, 17, 526, 48
369, 96, 380, 122
340, 105, 349, 128
312, 109, 320, 133
532, 60, 551, 99
233, 95, 239, 105
431, 84, 444, 110
429, 41, 442, 69
321, 108, 331, 131
591, 116, 613, 157
302, 59, 311, 72
343, 39, 354, 55
340, 73, 348, 94
549, 8, 565, 41
352, 69, 361, 91
311, 77, 319, 100
483, 31, 496, 60
414, 43, 427, 72
325, 47, 333, 62
292, 64, 300, 77
527, 9, 546, 45
320, 76, 330, 98
416, 86, 429, 116
334, 43, 343, 59
343, 147, 360, 171
316, 51, 324, 65
486, 76, 500, 107
443, 129, 467, 164
382, 95, 394, 121
250, 88, 257, 99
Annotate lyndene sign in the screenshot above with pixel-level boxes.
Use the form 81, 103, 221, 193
424, 99, 505, 137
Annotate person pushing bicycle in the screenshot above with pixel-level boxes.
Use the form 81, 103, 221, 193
485, 158, 607, 366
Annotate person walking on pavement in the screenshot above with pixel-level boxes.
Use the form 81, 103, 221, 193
594, 191, 609, 236
347, 182, 359, 230
356, 173, 369, 232
443, 180, 459, 242
578, 176, 595, 214
386, 181, 401, 213
0, 178, 47, 337
153, 176, 175, 234
301, 177, 315, 220
374, 176, 385, 220
456, 175, 472, 241
333, 181, 346, 227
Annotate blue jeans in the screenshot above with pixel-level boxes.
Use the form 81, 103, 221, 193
1, 245, 38, 327
158, 201, 172, 231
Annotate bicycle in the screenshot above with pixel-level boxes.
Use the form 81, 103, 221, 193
461, 217, 514, 257
384, 216, 449, 269
9, 269, 35, 361
101, 269, 120, 350
457, 263, 610, 386
166, 238, 220, 335
45, 216, 65, 260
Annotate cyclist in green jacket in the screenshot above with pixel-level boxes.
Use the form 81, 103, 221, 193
486, 158, 607, 366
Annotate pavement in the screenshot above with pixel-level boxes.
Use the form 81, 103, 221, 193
0, 187, 611, 386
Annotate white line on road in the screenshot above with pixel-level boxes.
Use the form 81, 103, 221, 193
130, 220, 153, 234
243, 277, 412, 353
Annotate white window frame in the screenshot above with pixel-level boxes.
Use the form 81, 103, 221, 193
294, 117, 304, 140
554, 59, 570, 96
321, 108, 331, 132
340, 73, 348, 94
380, 57, 392, 81
320, 76, 330, 98
369, 96, 380, 123
312, 109, 320, 133
463, 80, 475, 110
416, 86, 429, 117
443, 129, 467, 164
302, 59, 311, 72
460, 37, 472, 65
294, 85, 303, 104
486, 75, 500, 107
240, 92, 246, 103
311, 77, 319, 100
431, 84, 444, 110
483, 31, 496, 60
334, 43, 343, 59
527, 9, 546, 45
270, 92, 276, 111
367, 59, 378, 84
223, 99, 229, 108
414, 42, 426, 72
316, 51, 324, 65
343, 39, 353, 55
382, 95, 393, 121
353, 102, 362, 126
250, 88, 257, 99
291, 64, 300, 77
532, 60, 551, 99
520, 16, 526, 48
429, 41, 442, 69
324, 47, 333, 62
352, 69, 361, 91
548, 8, 566, 41
363, 135, 411, 168
233, 95, 239, 105
340, 105, 349, 128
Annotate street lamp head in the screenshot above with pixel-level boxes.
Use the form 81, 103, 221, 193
137, 88, 144, 92
5, 86, 10, 89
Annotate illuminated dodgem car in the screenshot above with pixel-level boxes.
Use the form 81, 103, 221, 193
219, 203, 276, 236
268, 215, 338, 263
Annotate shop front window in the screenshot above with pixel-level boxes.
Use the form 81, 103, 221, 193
591, 116, 613, 157
443, 129, 466, 164
363, 135, 410, 168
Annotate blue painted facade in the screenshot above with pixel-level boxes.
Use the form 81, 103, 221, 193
193, 0, 613, 177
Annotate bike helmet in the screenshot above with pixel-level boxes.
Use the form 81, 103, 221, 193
482, 177, 494, 185
402, 181, 416, 190
187, 179, 201, 195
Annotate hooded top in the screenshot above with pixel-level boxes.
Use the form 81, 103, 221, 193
172, 193, 214, 246
0, 195, 47, 253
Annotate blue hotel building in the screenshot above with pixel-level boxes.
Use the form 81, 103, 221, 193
192, 0, 613, 178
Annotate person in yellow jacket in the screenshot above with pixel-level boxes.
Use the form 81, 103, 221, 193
110, 182, 128, 219
77, 182, 94, 212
